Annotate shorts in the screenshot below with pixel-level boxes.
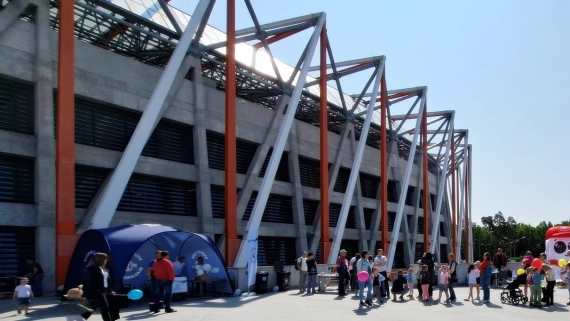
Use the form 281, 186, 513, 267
18, 298, 30, 306
439, 284, 449, 291
476, 277, 480, 285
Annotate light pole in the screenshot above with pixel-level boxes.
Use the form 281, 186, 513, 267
513, 236, 526, 259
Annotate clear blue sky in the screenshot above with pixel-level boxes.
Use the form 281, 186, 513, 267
170, 0, 570, 227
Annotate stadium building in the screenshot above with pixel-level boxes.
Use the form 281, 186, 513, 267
0, 0, 472, 292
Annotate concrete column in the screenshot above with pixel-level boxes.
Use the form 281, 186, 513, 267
190, 57, 214, 239
347, 124, 367, 251
34, 1, 56, 291
288, 121, 308, 254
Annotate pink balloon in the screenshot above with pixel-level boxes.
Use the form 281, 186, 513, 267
357, 271, 370, 282
531, 258, 542, 270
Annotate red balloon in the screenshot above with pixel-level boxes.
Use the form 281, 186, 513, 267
531, 258, 543, 269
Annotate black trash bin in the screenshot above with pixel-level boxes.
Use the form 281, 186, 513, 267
255, 271, 270, 294
274, 261, 291, 291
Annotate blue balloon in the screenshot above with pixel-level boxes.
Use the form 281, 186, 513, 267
127, 289, 143, 300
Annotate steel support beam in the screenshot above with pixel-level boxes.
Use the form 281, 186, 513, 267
0, 0, 32, 34
386, 91, 426, 270
235, 13, 321, 37
467, 145, 473, 262
430, 113, 455, 253
451, 136, 456, 257
422, 102, 430, 251
328, 59, 384, 264
234, 14, 326, 267
55, 0, 76, 286
380, 71, 389, 251
89, 0, 212, 229
224, 0, 239, 267
319, 23, 331, 264
157, 0, 183, 35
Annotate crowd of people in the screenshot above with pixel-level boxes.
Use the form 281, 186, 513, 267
294, 247, 570, 309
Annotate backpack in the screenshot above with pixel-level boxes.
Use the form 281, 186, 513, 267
485, 263, 493, 276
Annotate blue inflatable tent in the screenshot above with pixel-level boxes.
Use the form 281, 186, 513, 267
63, 224, 233, 294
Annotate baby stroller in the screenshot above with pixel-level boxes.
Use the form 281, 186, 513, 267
500, 272, 528, 305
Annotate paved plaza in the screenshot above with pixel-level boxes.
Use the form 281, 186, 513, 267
1, 285, 569, 321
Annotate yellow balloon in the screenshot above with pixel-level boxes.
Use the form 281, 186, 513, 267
516, 269, 525, 276
558, 259, 567, 268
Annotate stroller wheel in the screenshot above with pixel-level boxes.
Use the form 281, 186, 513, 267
512, 297, 520, 305
500, 293, 508, 303
523, 296, 528, 303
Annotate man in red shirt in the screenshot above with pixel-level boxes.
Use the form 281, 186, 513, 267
336, 249, 348, 296
152, 251, 176, 313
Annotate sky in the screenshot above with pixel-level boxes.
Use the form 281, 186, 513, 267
169, 0, 570, 227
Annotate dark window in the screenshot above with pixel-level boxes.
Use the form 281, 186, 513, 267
405, 186, 415, 206
440, 222, 446, 237
417, 217, 424, 234
257, 236, 296, 266
360, 173, 379, 199
340, 240, 359, 257
407, 215, 413, 233
388, 212, 396, 232
387, 180, 398, 202
440, 244, 449, 263
259, 147, 290, 182
210, 185, 225, 219
415, 243, 424, 262
0, 153, 34, 204
333, 167, 351, 193
0, 76, 34, 134
0, 226, 35, 276
419, 189, 424, 209
118, 173, 197, 216
206, 131, 258, 174
56, 97, 194, 163
430, 194, 437, 211
329, 203, 356, 228
242, 192, 294, 224
298, 156, 320, 188
75, 165, 111, 208
363, 208, 375, 230
393, 242, 405, 268
303, 199, 320, 226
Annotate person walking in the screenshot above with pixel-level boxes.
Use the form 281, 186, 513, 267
356, 251, 373, 307
336, 249, 348, 296
81, 253, 120, 321
24, 259, 44, 297
296, 251, 308, 293
306, 252, 318, 294
447, 253, 458, 301
152, 251, 177, 313
13, 277, 33, 315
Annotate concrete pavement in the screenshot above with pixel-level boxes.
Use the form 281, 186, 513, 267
0, 285, 568, 321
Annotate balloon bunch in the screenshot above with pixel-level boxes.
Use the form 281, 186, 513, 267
194, 263, 221, 275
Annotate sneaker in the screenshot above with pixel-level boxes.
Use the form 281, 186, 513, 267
566, 301, 570, 306
165, 309, 177, 313
464, 298, 470, 301
365, 300, 372, 307
359, 301, 365, 307
475, 297, 480, 300
17, 309, 21, 315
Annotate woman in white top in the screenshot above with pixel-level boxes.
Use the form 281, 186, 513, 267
464, 264, 479, 301
355, 251, 373, 307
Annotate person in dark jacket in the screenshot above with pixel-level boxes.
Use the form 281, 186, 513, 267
421, 252, 436, 299
390, 270, 409, 300
81, 253, 120, 321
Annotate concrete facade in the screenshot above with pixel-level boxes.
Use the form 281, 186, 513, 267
0, 10, 452, 294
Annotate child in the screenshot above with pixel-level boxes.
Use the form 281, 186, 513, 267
531, 267, 543, 308
306, 252, 318, 294
527, 267, 535, 306
13, 277, 33, 315
420, 264, 430, 301
473, 261, 481, 300
371, 267, 385, 304
406, 268, 414, 298
436, 265, 450, 304
464, 264, 478, 301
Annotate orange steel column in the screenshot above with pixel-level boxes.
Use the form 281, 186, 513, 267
224, 0, 239, 266
55, 0, 78, 286
464, 148, 470, 261
422, 103, 430, 251
319, 24, 331, 264
379, 71, 388, 249
450, 136, 456, 256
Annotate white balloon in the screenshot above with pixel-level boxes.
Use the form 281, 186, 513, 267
196, 269, 204, 276
195, 264, 203, 271
211, 267, 220, 274
272, 286, 279, 292
234, 289, 241, 296
203, 264, 212, 272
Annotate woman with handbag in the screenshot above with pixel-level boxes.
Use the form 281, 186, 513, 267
447, 253, 458, 301
478, 252, 492, 303
81, 253, 120, 321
